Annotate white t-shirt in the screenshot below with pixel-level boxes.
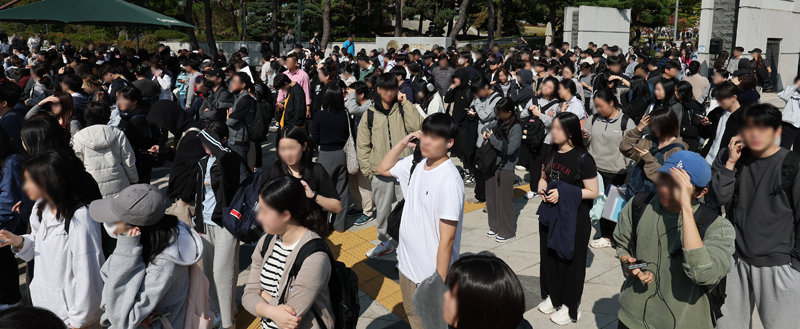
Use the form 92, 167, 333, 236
390, 157, 465, 284
705, 111, 731, 164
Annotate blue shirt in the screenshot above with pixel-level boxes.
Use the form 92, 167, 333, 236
202, 156, 217, 226
343, 40, 355, 55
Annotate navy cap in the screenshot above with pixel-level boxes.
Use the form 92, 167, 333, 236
657, 151, 712, 187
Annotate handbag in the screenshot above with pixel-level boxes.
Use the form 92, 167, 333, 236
344, 114, 360, 174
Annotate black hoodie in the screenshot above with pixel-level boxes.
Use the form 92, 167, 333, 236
148, 100, 206, 202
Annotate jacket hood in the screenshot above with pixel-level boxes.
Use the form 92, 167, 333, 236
157, 221, 203, 265
147, 100, 198, 136
516, 70, 534, 87
452, 67, 472, 86
198, 129, 230, 158
73, 125, 118, 150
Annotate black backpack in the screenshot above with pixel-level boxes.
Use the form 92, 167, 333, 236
625, 192, 726, 326
387, 144, 423, 241
262, 236, 360, 329
247, 96, 273, 142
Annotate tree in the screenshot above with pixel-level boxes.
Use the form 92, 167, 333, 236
487, 0, 495, 45
449, 0, 471, 44
272, 0, 279, 53
184, 0, 200, 49
394, 0, 403, 37
203, 0, 218, 54
321, 0, 331, 48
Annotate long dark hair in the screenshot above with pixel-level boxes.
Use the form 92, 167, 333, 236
20, 116, 70, 158
275, 126, 314, 181
654, 78, 676, 106
494, 97, 520, 138
321, 84, 345, 113
24, 151, 99, 222
259, 176, 329, 237
675, 80, 695, 105
544, 112, 585, 180
139, 215, 180, 264
0, 306, 67, 329
445, 255, 525, 329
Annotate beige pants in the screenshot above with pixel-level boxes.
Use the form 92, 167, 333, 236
399, 272, 424, 329
348, 172, 374, 217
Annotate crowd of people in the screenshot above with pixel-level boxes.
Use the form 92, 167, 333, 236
0, 27, 798, 329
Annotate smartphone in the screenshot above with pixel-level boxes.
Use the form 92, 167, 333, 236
627, 260, 647, 270
695, 113, 706, 119
628, 142, 638, 148
409, 137, 419, 145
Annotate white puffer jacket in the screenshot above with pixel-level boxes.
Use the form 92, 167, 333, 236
72, 125, 139, 198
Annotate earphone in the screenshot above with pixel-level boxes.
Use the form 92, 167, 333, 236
447, 142, 452, 147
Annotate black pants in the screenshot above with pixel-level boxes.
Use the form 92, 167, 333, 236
781, 122, 800, 152
539, 205, 591, 319
0, 246, 21, 305
528, 143, 551, 185
598, 171, 627, 238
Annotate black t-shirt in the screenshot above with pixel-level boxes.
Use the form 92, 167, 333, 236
548, 148, 597, 188
548, 148, 597, 210
263, 162, 339, 217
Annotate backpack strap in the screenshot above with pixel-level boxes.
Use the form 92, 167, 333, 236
259, 234, 276, 258
367, 110, 374, 131
277, 238, 331, 329
627, 192, 656, 257
694, 203, 719, 239
620, 113, 629, 133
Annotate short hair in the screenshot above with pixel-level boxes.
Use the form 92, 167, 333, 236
117, 86, 142, 104
648, 106, 680, 137
421, 112, 458, 140
606, 55, 625, 66
715, 69, 730, 80
0, 83, 21, 107
84, 101, 111, 126
273, 73, 292, 90
713, 81, 740, 100
734, 46, 744, 53
375, 73, 398, 90
685, 61, 700, 76
742, 103, 782, 129
389, 66, 407, 80
738, 74, 758, 90
662, 60, 681, 72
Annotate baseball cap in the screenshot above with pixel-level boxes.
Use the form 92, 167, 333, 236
204, 68, 223, 77
89, 184, 169, 226
657, 151, 712, 187
749, 48, 762, 54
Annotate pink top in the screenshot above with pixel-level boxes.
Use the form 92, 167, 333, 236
276, 68, 311, 106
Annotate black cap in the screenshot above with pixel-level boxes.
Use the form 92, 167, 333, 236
204, 68, 223, 77
748, 48, 762, 54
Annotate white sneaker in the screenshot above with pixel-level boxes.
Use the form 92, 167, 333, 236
589, 238, 613, 249
515, 165, 526, 171
525, 191, 538, 199
550, 305, 581, 325
537, 296, 555, 314
366, 241, 395, 258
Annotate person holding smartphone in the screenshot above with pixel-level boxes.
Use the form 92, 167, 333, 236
613, 151, 734, 329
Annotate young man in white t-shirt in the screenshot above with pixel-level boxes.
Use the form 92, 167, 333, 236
376, 113, 465, 329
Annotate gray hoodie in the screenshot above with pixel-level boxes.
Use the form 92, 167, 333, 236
472, 92, 502, 147
100, 222, 203, 329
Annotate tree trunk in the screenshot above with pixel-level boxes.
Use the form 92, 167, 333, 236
271, 0, 279, 53
321, 0, 331, 49
184, 0, 200, 50
418, 11, 424, 36
495, 4, 502, 38
366, 0, 373, 34
228, 1, 239, 36
487, 0, 494, 46
449, 0, 470, 44
394, 0, 402, 37
203, 0, 218, 54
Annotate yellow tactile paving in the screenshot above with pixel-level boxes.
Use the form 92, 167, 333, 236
244, 183, 533, 327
